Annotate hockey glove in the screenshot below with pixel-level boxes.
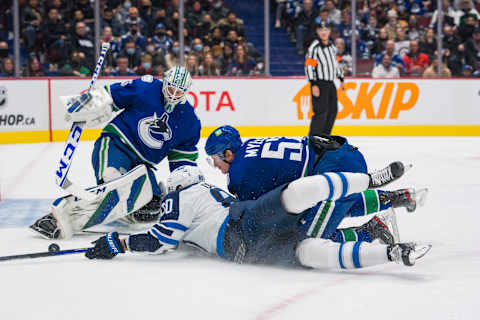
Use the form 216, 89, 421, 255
85, 232, 125, 260
63, 87, 113, 128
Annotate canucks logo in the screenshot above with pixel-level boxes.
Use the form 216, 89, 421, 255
0, 86, 7, 108
138, 112, 172, 149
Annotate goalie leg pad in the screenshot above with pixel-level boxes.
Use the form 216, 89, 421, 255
45, 165, 153, 239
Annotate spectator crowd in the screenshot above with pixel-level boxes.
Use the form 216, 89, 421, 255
0, 0, 264, 77
275, 0, 480, 77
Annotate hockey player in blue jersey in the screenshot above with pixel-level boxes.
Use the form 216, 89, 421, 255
204, 125, 422, 245
30, 66, 201, 239
84, 166, 431, 269
205, 125, 404, 201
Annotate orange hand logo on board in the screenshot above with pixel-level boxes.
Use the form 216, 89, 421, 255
293, 82, 420, 120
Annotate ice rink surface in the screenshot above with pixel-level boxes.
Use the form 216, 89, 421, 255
0, 137, 479, 320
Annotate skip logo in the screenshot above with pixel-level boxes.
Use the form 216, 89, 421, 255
293, 82, 419, 120
138, 112, 172, 149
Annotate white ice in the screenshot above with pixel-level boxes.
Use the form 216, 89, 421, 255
0, 137, 479, 320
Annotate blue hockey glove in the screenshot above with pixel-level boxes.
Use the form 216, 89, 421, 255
85, 232, 125, 260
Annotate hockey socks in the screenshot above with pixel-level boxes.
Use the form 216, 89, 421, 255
348, 190, 392, 217
281, 172, 370, 214
296, 238, 389, 269
296, 238, 432, 269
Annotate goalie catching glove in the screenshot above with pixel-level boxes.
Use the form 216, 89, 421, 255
85, 232, 125, 260
63, 86, 113, 127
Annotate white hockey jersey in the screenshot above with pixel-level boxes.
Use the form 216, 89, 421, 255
129, 182, 233, 255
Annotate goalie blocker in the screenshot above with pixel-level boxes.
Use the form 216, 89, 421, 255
31, 165, 158, 239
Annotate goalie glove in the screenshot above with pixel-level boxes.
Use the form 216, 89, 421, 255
63, 86, 113, 128
85, 232, 125, 260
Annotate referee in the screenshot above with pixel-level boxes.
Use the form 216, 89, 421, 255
305, 21, 345, 136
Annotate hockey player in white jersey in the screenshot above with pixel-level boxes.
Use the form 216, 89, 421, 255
85, 166, 431, 269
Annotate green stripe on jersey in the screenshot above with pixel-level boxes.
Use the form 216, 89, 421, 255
362, 190, 379, 215
341, 228, 358, 242
311, 201, 332, 237
99, 137, 109, 180
168, 150, 199, 162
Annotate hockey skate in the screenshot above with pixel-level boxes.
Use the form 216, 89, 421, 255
387, 242, 432, 266
369, 161, 411, 188
380, 188, 428, 212
29, 213, 61, 239
354, 215, 395, 245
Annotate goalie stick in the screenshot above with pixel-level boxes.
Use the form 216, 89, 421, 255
55, 42, 110, 201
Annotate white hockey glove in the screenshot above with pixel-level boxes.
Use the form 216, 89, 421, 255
63, 87, 113, 128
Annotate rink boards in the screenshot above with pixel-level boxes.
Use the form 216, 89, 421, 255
0, 77, 479, 144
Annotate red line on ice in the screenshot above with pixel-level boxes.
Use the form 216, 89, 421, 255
255, 278, 351, 320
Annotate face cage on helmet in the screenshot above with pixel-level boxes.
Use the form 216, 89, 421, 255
163, 81, 187, 101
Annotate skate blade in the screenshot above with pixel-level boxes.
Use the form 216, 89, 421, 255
414, 188, 429, 208
379, 208, 400, 243
412, 243, 432, 261
28, 225, 56, 240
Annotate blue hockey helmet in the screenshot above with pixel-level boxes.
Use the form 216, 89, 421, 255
205, 125, 242, 160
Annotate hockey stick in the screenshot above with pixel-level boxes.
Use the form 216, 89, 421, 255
0, 247, 89, 262
55, 42, 110, 201
82, 230, 130, 236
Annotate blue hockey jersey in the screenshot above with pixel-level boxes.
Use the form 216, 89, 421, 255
228, 137, 316, 201
104, 76, 201, 171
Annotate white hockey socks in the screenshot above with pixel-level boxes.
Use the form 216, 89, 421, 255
296, 238, 389, 269
281, 172, 370, 214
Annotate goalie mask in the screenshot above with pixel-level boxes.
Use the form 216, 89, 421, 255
167, 165, 205, 193
162, 66, 192, 113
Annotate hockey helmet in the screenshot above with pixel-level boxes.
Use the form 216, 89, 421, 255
205, 125, 242, 161
162, 65, 192, 113
167, 165, 205, 193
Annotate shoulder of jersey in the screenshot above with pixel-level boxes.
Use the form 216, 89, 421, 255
137, 75, 161, 88
166, 183, 199, 198
308, 39, 320, 50
176, 101, 201, 126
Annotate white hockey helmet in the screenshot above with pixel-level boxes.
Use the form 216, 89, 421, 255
167, 165, 205, 193
162, 65, 192, 113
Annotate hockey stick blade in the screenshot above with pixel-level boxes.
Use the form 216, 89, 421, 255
0, 247, 90, 262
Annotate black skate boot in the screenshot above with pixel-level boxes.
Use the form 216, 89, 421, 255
380, 188, 428, 212
354, 215, 395, 245
387, 242, 432, 266
369, 161, 407, 188
29, 213, 61, 239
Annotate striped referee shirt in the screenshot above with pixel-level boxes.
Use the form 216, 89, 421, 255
305, 39, 344, 83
